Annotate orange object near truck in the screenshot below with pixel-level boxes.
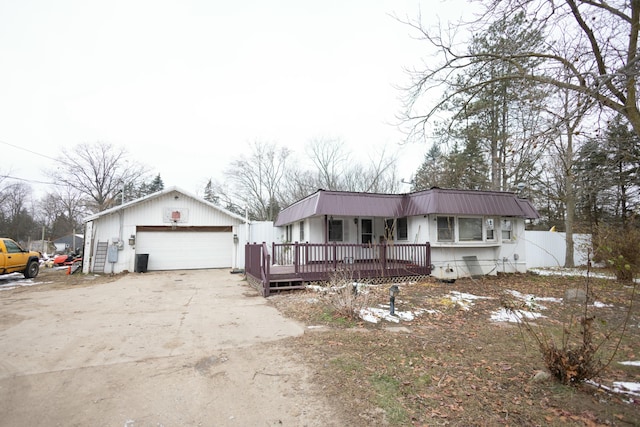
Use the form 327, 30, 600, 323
0, 238, 40, 278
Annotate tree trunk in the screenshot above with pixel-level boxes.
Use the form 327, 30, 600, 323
564, 131, 575, 268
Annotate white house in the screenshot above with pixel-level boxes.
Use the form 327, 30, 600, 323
273, 188, 540, 281
82, 187, 248, 274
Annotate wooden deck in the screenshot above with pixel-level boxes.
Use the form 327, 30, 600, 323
245, 242, 431, 296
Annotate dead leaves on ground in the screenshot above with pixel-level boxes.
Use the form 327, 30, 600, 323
277, 274, 640, 426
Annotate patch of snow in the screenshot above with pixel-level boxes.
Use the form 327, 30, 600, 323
359, 306, 423, 324
0, 277, 37, 290
586, 380, 640, 400
613, 381, 640, 397
529, 267, 615, 280
506, 289, 562, 310
530, 267, 640, 283
490, 308, 545, 323
359, 309, 380, 324
619, 361, 640, 367
592, 301, 612, 308
447, 291, 492, 311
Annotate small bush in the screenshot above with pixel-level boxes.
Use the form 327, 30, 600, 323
541, 316, 603, 385
505, 284, 605, 385
320, 268, 369, 321
593, 223, 640, 282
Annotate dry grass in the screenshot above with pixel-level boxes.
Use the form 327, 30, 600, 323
269, 272, 640, 426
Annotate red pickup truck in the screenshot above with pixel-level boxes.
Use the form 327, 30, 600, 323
0, 238, 40, 278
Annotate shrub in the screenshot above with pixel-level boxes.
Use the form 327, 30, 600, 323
320, 268, 369, 321
592, 223, 640, 282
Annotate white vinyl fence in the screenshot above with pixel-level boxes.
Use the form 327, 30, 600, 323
525, 231, 592, 268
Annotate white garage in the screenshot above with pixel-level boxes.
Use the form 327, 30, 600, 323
135, 227, 234, 270
82, 187, 247, 274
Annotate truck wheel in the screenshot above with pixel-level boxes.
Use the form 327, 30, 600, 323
24, 260, 39, 279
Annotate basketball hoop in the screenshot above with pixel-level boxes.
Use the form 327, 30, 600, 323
171, 211, 180, 230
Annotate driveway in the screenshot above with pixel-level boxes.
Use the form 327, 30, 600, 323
0, 269, 340, 426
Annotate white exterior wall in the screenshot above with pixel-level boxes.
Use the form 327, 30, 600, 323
405, 215, 529, 280
525, 231, 592, 268
274, 214, 536, 280
84, 191, 245, 274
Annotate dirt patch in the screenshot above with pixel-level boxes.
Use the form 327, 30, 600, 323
0, 269, 347, 426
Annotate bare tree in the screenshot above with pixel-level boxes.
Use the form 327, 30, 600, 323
50, 141, 148, 212
0, 182, 36, 240
223, 141, 290, 221
37, 186, 88, 239
306, 137, 350, 191
305, 138, 400, 193
281, 168, 319, 206
400, 0, 640, 139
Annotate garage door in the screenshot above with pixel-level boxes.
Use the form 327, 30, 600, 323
135, 230, 233, 270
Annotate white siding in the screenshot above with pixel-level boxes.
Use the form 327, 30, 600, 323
85, 189, 245, 274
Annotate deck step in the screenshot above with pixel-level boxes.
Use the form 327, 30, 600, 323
269, 277, 302, 283
268, 285, 306, 291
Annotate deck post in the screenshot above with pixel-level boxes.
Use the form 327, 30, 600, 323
294, 242, 299, 274
264, 249, 271, 297
381, 241, 387, 275
332, 242, 337, 269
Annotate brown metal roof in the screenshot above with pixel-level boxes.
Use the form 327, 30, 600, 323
275, 188, 540, 226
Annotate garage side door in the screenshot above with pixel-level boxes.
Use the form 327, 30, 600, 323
136, 231, 233, 270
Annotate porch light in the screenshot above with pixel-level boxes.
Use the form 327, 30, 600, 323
354, 217, 358, 224
128, 235, 135, 246
389, 285, 400, 315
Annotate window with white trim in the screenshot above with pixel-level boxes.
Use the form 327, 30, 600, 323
328, 219, 343, 242
437, 216, 454, 241
299, 221, 304, 241
459, 217, 483, 241
501, 219, 513, 240
486, 218, 496, 241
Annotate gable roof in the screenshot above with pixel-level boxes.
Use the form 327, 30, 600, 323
83, 186, 247, 223
274, 188, 539, 226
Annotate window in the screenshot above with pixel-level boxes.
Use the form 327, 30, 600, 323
285, 225, 293, 242
501, 219, 513, 240
397, 217, 408, 240
4, 239, 21, 253
458, 217, 483, 241
299, 221, 304, 241
328, 219, 343, 242
437, 216, 454, 241
361, 219, 373, 244
384, 218, 408, 241
486, 218, 496, 241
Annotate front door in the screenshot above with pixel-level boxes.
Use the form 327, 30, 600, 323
360, 218, 376, 261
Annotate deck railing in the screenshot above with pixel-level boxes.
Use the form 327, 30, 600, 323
245, 242, 271, 296
246, 241, 431, 295
271, 241, 431, 281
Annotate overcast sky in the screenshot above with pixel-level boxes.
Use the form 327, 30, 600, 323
0, 0, 464, 198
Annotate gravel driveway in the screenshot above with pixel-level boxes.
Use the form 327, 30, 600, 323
0, 269, 341, 426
